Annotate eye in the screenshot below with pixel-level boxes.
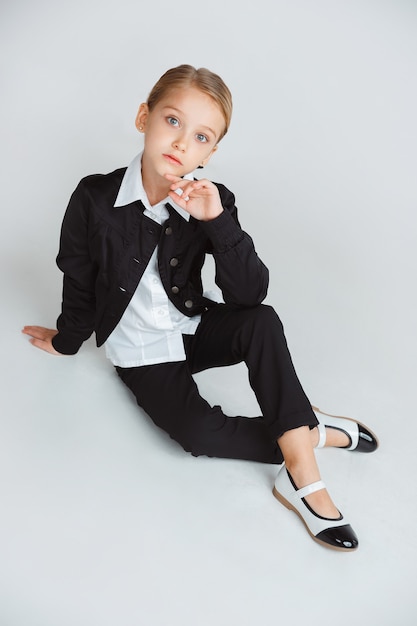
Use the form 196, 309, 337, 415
167, 116, 179, 127
196, 133, 208, 143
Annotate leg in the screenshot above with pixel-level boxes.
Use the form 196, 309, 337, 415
274, 425, 359, 550
191, 305, 376, 452
188, 305, 338, 512
186, 304, 319, 440
116, 361, 283, 464
278, 426, 339, 518
189, 304, 358, 549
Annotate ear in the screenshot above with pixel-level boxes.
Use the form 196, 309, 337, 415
200, 145, 218, 168
135, 103, 149, 132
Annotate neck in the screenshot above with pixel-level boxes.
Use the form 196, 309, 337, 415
141, 159, 170, 206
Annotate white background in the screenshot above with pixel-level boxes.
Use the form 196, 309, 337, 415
1, 0, 416, 624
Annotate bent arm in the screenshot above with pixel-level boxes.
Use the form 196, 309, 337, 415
201, 184, 269, 306
52, 181, 98, 354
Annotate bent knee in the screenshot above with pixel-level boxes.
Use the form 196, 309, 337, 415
242, 304, 284, 333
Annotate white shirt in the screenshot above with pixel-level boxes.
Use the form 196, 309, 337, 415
104, 152, 201, 367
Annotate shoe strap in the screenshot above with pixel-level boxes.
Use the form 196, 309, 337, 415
315, 423, 327, 448
296, 480, 326, 499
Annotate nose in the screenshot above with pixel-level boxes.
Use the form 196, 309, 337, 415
172, 135, 186, 152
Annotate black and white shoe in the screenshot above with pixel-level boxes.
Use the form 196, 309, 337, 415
313, 406, 379, 453
273, 464, 358, 551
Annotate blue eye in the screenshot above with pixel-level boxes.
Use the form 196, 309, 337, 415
167, 116, 179, 127
196, 133, 208, 143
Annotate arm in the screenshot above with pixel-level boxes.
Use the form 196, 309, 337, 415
167, 176, 269, 306
203, 206, 269, 306
24, 180, 98, 356
52, 179, 98, 354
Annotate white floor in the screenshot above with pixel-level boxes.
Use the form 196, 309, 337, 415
1, 251, 417, 626
2, 0, 417, 623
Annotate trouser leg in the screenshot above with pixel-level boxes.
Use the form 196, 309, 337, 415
116, 304, 318, 464
187, 304, 318, 441
116, 359, 283, 463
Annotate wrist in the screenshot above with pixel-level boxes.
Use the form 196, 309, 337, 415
202, 206, 224, 222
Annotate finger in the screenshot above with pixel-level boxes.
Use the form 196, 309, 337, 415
167, 190, 189, 211
174, 181, 206, 200
22, 325, 43, 335
29, 337, 61, 355
22, 326, 45, 339
22, 326, 53, 340
182, 181, 214, 199
29, 337, 51, 352
167, 180, 189, 195
180, 182, 199, 196
164, 173, 185, 191
167, 181, 195, 204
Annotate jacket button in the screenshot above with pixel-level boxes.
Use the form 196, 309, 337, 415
170, 257, 179, 267
171, 286, 180, 294
184, 299, 193, 309
165, 226, 172, 235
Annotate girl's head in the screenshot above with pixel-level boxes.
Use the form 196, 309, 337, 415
136, 65, 232, 179
146, 64, 232, 142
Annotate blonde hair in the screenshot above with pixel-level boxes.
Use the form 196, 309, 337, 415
146, 64, 233, 141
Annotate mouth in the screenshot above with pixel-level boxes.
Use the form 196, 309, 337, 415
163, 153, 182, 166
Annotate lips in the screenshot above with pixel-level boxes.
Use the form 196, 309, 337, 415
163, 153, 182, 166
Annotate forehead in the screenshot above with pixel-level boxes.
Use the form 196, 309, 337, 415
155, 86, 225, 135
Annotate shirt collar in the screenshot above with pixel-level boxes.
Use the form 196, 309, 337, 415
113, 151, 194, 222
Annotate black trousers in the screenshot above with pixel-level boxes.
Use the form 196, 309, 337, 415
116, 304, 318, 465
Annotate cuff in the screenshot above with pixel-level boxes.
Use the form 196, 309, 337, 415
200, 210, 244, 252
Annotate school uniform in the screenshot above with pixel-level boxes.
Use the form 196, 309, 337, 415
53, 153, 318, 463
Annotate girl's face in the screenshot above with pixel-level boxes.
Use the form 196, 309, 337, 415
136, 86, 226, 180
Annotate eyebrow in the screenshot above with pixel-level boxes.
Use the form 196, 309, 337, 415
162, 106, 217, 138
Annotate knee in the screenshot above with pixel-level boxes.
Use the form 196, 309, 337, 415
256, 304, 283, 327
243, 304, 284, 336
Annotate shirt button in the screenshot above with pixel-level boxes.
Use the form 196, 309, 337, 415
171, 286, 180, 294
184, 299, 193, 309
165, 226, 172, 235
170, 257, 179, 267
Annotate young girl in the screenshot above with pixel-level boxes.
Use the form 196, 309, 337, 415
23, 64, 378, 552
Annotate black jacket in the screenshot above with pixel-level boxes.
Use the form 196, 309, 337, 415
52, 167, 269, 355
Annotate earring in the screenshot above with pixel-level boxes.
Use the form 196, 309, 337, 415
139, 125, 143, 131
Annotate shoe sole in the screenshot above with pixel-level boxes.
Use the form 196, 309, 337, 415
312, 405, 380, 450
272, 486, 358, 552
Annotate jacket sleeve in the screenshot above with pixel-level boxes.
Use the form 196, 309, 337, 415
52, 179, 98, 355
200, 184, 269, 306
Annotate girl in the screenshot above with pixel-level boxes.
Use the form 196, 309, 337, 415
23, 64, 378, 552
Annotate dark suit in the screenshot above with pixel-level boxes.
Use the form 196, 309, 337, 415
52, 167, 268, 354
52, 168, 317, 463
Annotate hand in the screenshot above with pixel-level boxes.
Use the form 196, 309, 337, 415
22, 326, 63, 355
165, 174, 224, 221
